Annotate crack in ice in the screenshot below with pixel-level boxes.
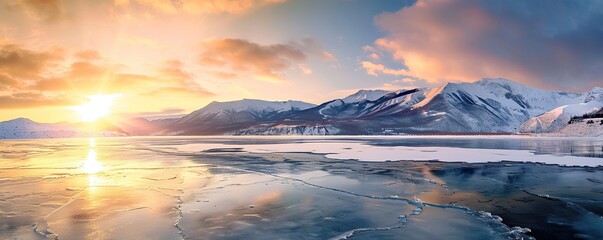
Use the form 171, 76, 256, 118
33, 189, 85, 240
174, 194, 186, 240
207, 165, 529, 239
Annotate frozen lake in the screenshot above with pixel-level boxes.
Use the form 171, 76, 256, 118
1, 136, 602, 239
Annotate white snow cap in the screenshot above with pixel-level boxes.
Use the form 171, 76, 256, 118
342, 90, 391, 103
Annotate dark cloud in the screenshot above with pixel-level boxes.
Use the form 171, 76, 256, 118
373, 0, 603, 90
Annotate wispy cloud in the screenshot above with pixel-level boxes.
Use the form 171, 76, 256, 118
322, 51, 337, 61
361, 61, 407, 77
118, 34, 165, 49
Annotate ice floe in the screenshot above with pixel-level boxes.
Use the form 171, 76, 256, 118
167, 141, 603, 167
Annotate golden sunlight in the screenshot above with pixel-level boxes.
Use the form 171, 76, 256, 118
82, 149, 103, 175
72, 94, 121, 122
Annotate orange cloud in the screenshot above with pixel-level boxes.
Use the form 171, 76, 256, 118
322, 51, 337, 61
0, 92, 76, 109
369, 53, 379, 60
114, 0, 285, 15
361, 61, 407, 77
396, 78, 415, 84
0, 44, 212, 109
118, 34, 165, 49
198, 38, 307, 82
0, 74, 19, 89
211, 71, 238, 79
4, 0, 65, 22
74, 50, 101, 61
151, 59, 213, 96
298, 64, 312, 75
0, 43, 63, 79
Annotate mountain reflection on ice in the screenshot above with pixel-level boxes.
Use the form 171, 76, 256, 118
0, 136, 602, 240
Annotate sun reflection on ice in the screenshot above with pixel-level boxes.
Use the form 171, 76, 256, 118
80, 138, 105, 186
81, 138, 104, 187
88, 175, 99, 187
82, 149, 103, 174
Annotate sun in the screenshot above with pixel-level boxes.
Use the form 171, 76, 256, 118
72, 94, 121, 122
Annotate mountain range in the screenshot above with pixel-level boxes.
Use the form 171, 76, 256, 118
2, 78, 602, 138
154, 78, 603, 135
0, 118, 127, 139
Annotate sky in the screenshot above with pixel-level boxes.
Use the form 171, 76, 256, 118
0, 0, 602, 122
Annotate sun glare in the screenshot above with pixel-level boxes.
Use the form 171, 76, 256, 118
72, 94, 121, 122
82, 149, 103, 174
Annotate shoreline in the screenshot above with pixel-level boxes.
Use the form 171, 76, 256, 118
1, 133, 602, 141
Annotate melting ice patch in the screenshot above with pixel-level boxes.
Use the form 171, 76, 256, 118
168, 142, 603, 167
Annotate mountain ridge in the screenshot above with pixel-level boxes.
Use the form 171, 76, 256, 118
157, 78, 601, 135
2, 78, 601, 138
0, 118, 128, 139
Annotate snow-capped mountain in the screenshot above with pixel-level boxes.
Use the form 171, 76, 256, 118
163, 99, 316, 135
0, 118, 127, 139
182, 99, 315, 121
228, 78, 589, 134
402, 78, 585, 132
519, 87, 603, 133
584, 87, 603, 103
116, 78, 603, 136
544, 117, 603, 137
10, 78, 597, 137
519, 103, 602, 133
3, 78, 597, 137
341, 89, 391, 103
277, 89, 421, 122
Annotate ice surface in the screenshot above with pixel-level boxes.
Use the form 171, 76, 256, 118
1, 136, 602, 239
167, 137, 603, 167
